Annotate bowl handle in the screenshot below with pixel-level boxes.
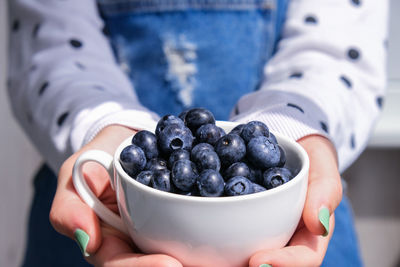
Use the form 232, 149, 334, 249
72, 150, 128, 235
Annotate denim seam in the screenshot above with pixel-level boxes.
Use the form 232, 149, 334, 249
97, 0, 275, 15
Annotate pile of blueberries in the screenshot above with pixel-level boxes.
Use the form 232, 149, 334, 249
119, 108, 294, 197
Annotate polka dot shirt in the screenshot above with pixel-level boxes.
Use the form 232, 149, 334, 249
7, 0, 389, 173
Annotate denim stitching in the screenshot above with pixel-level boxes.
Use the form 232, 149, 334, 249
97, 0, 274, 15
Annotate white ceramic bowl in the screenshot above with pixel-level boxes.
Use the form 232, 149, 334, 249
73, 121, 309, 267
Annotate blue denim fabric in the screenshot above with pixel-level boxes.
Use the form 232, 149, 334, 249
98, 0, 281, 120
23, 1, 363, 266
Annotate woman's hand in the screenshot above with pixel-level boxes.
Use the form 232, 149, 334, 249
249, 135, 343, 267
49, 125, 182, 267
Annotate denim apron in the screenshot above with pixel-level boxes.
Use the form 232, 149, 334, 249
97, 0, 288, 120
22, 1, 363, 266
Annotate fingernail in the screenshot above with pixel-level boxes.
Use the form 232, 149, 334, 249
259, 264, 272, 267
74, 228, 90, 257
318, 207, 330, 237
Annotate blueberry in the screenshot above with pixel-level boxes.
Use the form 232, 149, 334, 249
241, 121, 269, 143
252, 183, 267, 193
269, 132, 278, 144
191, 143, 214, 162
229, 124, 245, 135
171, 159, 199, 191
184, 108, 216, 133
197, 169, 225, 197
277, 145, 286, 167
245, 161, 263, 184
132, 130, 158, 159
119, 144, 147, 177
214, 133, 246, 167
158, 124, 194, 155
195, 123, 226, 146
262, 167, 293, 189
173, 184, 200, 196
136, 170, 153, 186
192, 150, 221, 172
145, 157, 168, 171
178, 109, 189, 121
191, 142, 214, 153
247, 136, 280, 170
224, 162, 251, 181
224, 176, 254, 196
168, 149, 190, 169
151, 169, 172, 192
155, 114, 185, 137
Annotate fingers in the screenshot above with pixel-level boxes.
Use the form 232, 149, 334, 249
49, 125, 181, 267
92, 234, 182, 267
298, 135, 343, 236
50, 160, 109, 255
50, 125, 137, 255
248, 135, 341, 267
249, 215, 335, 267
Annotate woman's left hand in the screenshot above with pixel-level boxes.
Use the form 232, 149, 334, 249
249, 135, 343, 267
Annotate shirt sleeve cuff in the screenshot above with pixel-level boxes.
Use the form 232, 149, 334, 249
69, 100, 160, 152
229, 91, 333, 145
82, 110, 160, 146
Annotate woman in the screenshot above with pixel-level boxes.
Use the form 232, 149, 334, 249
8, 0, 388, 266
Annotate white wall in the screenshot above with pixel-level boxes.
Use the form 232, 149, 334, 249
0, 1, 42, 267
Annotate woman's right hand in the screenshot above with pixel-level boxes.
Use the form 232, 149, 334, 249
49, 125, 182, 267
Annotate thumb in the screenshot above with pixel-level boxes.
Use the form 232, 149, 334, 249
298, 135, 343, 236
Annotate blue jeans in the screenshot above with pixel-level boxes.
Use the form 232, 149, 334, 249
23, 0, 363, 266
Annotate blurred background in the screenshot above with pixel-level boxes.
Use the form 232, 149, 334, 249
0, 1, 399, 267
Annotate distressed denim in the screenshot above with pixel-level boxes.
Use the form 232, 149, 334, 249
22, 1, 363, 266
98, 0, 286, 120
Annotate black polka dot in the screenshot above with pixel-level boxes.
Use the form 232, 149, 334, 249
289, 72, 303, 79
12, 20, 20, 32
38, 81, 49, 96
75, 62, 85, 70
234, 105, 239, 115
347, 48, 360, 60
350, 134, 356, 149
320, 121, 329, 133
351, 0, 361, 6
376, 96, 384, 109
69, 39, 83, 48
287, 103, 304, 113
33, 23, 40, 38
304, 16, 318, 24
340, 75, 352, 88
57, 112, 69, 126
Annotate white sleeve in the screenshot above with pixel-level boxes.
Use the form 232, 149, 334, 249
8, 0, 159, 172
231, 0, 389, 172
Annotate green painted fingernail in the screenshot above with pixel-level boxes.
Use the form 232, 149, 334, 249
319, 207, 330, 237
259, 264, 272, 267
74, 229, 90, 257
